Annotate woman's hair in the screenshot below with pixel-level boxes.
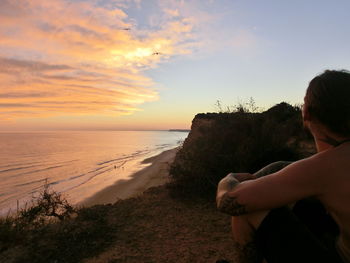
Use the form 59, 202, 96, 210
305, 69, 350, 137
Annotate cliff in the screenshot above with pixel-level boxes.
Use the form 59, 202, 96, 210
169, 102, 316, 198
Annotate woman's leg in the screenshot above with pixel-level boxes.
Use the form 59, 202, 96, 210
230, 161, 342, 263
229, 161, 291, 263
231, 211, 269, 263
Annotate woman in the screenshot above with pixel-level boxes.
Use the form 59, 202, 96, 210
217, 70, 350, 263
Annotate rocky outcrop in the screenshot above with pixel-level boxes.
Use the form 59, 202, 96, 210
169, 102, 316, 198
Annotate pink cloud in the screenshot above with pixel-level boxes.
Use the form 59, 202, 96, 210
0, 0, 197, 121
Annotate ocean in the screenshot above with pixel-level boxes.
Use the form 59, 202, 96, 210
0, 130, 188, 215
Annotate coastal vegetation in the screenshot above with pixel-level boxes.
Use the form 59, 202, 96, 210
0, 185, 114, 262
0, 102, 315, 262
168, 102, 314, 199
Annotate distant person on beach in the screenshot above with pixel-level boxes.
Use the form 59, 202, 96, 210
217, 70, 350, 263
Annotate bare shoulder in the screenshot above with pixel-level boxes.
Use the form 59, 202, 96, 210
272, 148, 347, 193
297, 145, 350, 177
316, 144, 350, 189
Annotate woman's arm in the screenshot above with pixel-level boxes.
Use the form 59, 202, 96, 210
216, 157, 325, 216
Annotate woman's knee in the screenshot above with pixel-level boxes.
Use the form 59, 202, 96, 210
245, 210, 270, 230
254, 161, 292, 178
231, 210, 270, 245
232, 210, 270, 231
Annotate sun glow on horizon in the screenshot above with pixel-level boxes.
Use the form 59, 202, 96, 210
1, 0, 350, 131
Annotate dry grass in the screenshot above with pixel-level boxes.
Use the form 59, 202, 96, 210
1, 185, 238, 263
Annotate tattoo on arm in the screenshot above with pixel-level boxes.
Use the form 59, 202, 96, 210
226, 175, 240, 189
217, 173, 240, 192
217, 192, 247, 216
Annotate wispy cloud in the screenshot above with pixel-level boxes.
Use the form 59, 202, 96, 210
156, 0, 258, 56
0, 0, 259, 127
0, 0, 198, 121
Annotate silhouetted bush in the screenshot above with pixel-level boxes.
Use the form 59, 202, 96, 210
168, 102, 314, 199
11, 205, 114, 263
0, 186, 115, 263
18, 184, 76, 227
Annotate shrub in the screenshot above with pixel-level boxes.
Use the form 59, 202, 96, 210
18, 184, 76, 227
13, 205, 114, 263
0, 184, 76, 254
0, 185, 114, 263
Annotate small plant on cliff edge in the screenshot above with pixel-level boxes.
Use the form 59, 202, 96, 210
215, 98, 262, 114
18, 182, 76, 227
0, 183, 76, 256
0, 184, 114, 263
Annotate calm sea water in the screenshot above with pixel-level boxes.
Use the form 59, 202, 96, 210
0, 131, 188, 215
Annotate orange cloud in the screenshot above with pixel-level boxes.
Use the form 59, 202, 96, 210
0, 0, 196, 121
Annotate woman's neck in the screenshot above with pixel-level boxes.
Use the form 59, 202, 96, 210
314, 138, 333, 152
306, 120, 350, 152
314, 134, 350, 152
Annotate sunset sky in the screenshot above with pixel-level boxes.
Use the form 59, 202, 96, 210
1, 0, 350, 131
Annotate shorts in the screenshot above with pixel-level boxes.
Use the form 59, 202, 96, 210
255, 198, 343, 263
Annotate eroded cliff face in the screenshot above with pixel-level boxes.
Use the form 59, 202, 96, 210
184, 115, 214, 146
182, 103, 316, 158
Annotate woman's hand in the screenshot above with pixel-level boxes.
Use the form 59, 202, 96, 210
232, 173, 256, 182
216, 173, 256, 214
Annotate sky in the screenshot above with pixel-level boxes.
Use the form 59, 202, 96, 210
1, 0, 350, 131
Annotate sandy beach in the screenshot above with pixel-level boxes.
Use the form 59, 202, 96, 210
79, 147, 178, 207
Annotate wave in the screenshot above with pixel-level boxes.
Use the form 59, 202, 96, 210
0, 137, 185, 214
0, 164, 43, 174
1, 159, 80, 180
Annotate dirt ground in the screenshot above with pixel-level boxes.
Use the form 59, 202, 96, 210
84, 185, 238, 263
